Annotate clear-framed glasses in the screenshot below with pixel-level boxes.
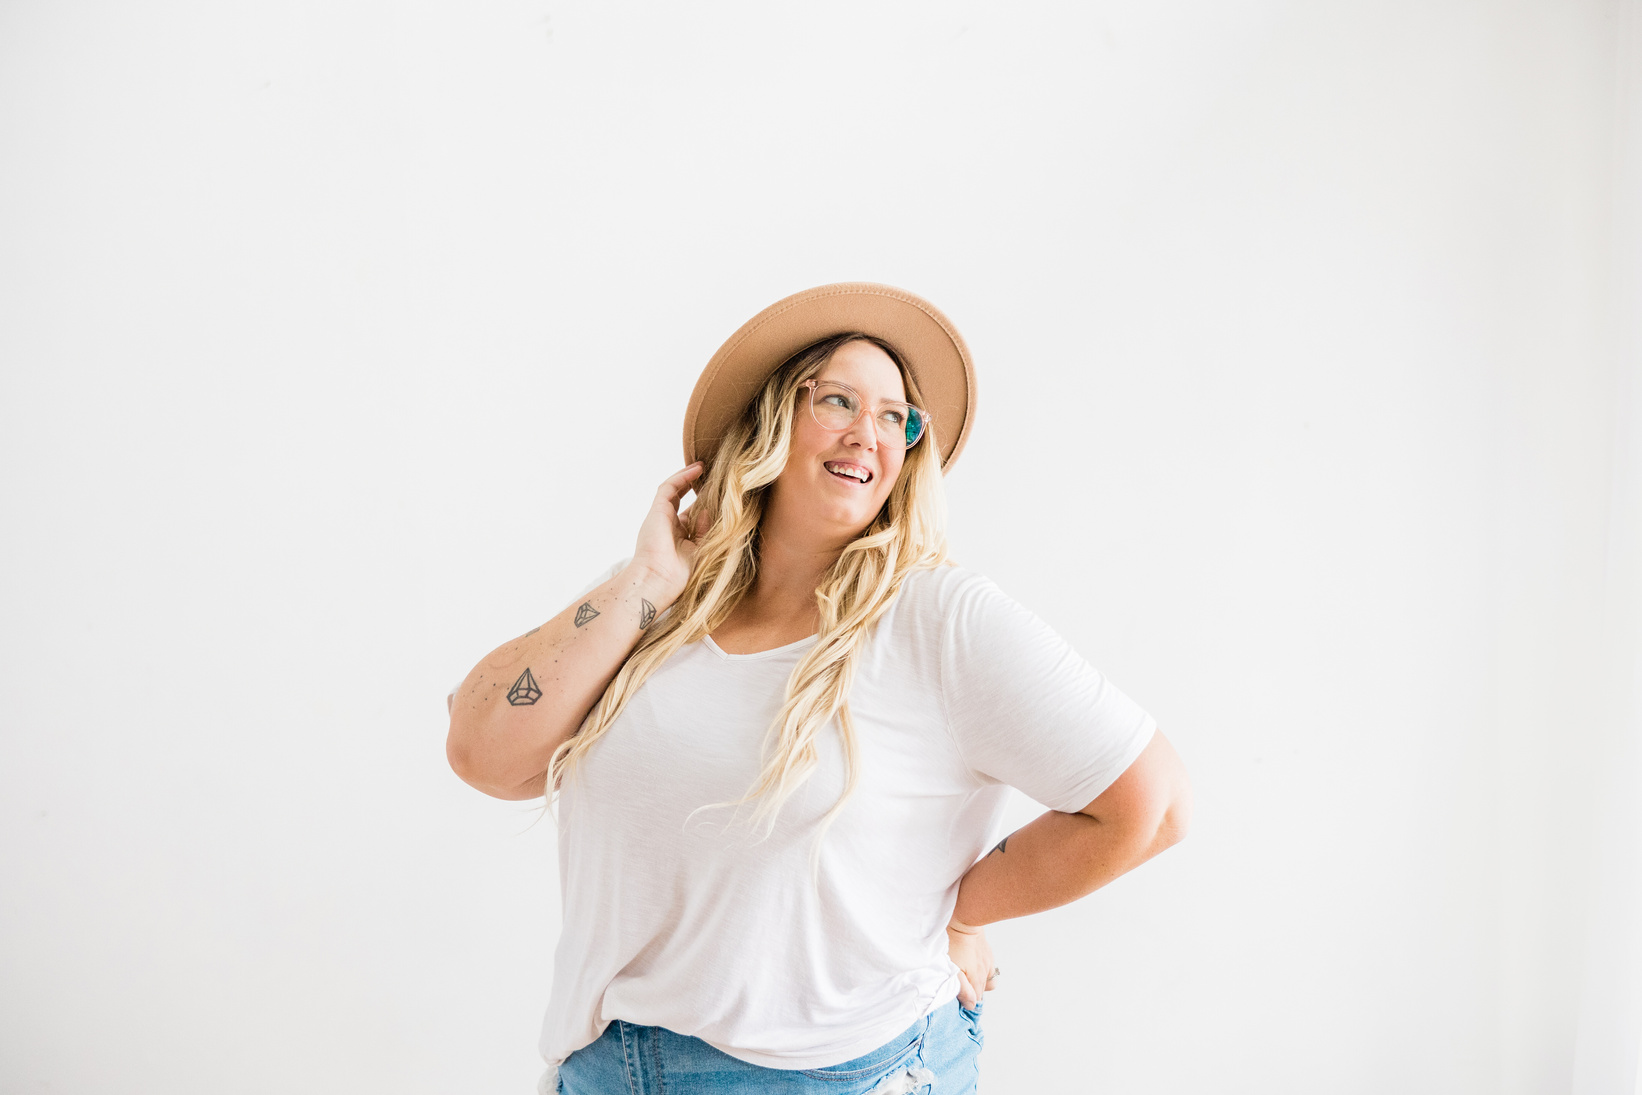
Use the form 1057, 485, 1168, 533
801, 379, 932, 450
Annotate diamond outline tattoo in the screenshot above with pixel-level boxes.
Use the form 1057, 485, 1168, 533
507, 667, 542, 706
574, 602, 600, 627
639, 599, 656, 629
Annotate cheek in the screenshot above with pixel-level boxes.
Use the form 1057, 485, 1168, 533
879, 454, 907, 492
788, 411, 826, 457
780, 422, 829, 483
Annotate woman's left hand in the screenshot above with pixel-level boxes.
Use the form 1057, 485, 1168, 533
945, 923, 997, 1008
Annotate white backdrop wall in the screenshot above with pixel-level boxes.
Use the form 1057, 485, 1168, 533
2, 2, 1638, 1093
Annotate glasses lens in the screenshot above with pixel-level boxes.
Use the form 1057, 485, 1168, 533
900, 406, 927, 448
874, 406, 925, 449
812, 383, 858, 430
811, 383, 926, 449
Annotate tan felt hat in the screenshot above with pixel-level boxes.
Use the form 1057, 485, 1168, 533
683, 282, 978, 475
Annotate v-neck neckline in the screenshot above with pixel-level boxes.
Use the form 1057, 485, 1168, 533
702, 633, 820, 660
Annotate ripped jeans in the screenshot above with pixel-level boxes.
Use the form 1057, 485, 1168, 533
550, 997, 985, 1095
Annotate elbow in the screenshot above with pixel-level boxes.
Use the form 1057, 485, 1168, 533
1157, 793, 1191, 849
446, 714, 549, 801
445, 713, 502, 795
1115, 766, 1190, 865
1135, 729, 1191, 856
446, 718, 489, 790
1150, 772, 1193, 854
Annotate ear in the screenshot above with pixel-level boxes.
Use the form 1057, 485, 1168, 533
682, 495, 717, 540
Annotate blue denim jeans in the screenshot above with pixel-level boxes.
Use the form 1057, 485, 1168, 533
553, 997, 985, 1094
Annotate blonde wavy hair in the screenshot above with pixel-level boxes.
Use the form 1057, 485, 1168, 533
542, 332, 956, 883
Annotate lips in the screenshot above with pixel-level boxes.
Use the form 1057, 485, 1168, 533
824, 460, 873, 484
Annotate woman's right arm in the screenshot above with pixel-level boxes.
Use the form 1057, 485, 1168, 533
445, 463, 710, 801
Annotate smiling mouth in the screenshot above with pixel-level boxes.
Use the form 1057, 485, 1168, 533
824, 461, 873, 484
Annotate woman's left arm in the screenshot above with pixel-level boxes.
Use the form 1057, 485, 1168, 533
951, 728, 1192, 930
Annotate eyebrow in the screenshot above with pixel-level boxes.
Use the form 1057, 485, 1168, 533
817, 378, 910, 404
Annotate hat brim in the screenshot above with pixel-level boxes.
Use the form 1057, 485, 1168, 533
683, 283, 977, 475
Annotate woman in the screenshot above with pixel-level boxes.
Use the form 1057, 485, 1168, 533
446, 283, 1192, 1095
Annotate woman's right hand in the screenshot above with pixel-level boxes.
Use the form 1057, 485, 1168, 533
630, 462, 714, 603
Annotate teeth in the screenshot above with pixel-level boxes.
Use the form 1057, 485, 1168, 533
826, 462, 869, 482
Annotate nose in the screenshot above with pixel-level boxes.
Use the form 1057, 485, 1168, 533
841, 411, 878, 451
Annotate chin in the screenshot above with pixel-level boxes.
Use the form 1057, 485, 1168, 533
814, 499, 870, 527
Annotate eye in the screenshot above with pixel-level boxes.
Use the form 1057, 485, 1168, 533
879, 408, 907, 426
822, 393, 855, 411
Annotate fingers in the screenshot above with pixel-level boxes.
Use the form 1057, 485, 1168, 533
956, 968, 976, 1008
657, 462, 704, 502
653, 464, 705, 531
972, 945, 995, 999
671, 462, 716, 543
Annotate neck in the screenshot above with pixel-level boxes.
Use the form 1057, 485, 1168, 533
744, 475, 877, 622
745, 499, 865, 616
748, 534, 840, 614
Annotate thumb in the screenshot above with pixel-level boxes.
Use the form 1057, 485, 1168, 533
956, 967, 976, 1008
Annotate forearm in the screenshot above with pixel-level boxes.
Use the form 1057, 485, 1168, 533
446, 561, 675, 798
951, 806, 1185, 928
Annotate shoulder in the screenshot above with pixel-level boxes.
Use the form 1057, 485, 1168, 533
895, 560, 1007, 604
891, 562, 1069, 665
893, 559, 976, 603
887, 560, 1011, 634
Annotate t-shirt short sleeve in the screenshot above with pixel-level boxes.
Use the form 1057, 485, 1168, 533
939, 573, 1157, 814
446, 556, 634, 714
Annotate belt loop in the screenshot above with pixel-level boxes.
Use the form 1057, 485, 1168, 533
617, 1021, 644, 1094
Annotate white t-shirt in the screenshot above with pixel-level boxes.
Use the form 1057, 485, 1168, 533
449, 556, 1157, 1074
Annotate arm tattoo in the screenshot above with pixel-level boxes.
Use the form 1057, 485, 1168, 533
574, 602, 600, 627
987, 835, 1010, 857
639, 599, 656, 629
507, 667, 542, 705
